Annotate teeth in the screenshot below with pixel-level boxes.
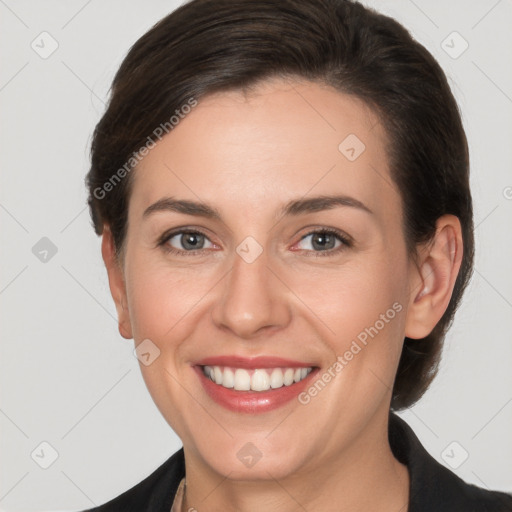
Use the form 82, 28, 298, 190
203, 365, 313, 392
270, 368, 284, 389
214, 366, 223, 385
283, 368, 295, 386
223, 368, 234, 388
251, 369, 271, 391
234, 369, 251, 390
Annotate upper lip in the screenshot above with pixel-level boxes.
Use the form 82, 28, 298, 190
194, 356, 316, 369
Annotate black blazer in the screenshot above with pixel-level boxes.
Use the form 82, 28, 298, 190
83, 413, 512, 511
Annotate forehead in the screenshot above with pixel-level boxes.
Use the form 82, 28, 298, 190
130, 78, 400, 225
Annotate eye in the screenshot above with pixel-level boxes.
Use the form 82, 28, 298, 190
293, 228, 352, 256
160, 229, 215, 255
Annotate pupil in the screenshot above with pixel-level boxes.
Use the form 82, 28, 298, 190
313, 233, 334, 250
182, 233, 203, 250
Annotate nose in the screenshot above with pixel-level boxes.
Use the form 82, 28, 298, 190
210, 246, 292, 339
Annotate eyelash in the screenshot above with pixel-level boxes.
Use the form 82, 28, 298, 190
157, 227, 353, 258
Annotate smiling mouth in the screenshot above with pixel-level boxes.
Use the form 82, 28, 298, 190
201, 365, 313, 392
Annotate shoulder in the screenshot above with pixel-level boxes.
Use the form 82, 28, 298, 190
389, 412, 512, 512
79, 448, 185, 512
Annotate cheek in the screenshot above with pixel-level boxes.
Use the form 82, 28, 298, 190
123, 260, 216, 437
124, 261, 214, 342
294, 257, 406, 338
294, 263, 407, 413
290, 255, 408, 392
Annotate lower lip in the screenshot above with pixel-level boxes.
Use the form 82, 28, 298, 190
194, 366, 317, 413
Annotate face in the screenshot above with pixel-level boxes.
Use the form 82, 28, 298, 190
108, 78, 419, 480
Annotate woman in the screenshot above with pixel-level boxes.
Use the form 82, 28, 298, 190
84, 0, 512, 510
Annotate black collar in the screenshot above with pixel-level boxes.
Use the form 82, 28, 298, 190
389, 411, 512, 511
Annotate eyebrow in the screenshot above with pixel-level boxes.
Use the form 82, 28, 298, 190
142, 194, 373, 220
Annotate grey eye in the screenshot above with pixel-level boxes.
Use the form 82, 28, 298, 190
167, 232, 213, 251
297, 232, 342, 251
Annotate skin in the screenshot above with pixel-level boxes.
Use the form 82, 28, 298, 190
102, 77, 463, 512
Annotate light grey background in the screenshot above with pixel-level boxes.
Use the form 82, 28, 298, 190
1, 1, 511, 510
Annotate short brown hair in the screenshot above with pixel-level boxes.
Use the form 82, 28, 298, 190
86, 0, 474, 410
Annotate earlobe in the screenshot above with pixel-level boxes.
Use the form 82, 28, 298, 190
101, 227, 133, 340
405, 215, 463, 339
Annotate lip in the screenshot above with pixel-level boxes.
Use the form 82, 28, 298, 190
193, 358, 319, 413
194, 355, 315, 369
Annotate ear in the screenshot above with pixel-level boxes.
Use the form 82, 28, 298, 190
101, 226, 133, 340
404, 214, 463, 339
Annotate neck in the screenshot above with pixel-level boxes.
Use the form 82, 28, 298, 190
181, 410, 409, 512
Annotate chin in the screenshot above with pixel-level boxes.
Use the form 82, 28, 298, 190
207, 449, 306, 481
187, 431, 313, 481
